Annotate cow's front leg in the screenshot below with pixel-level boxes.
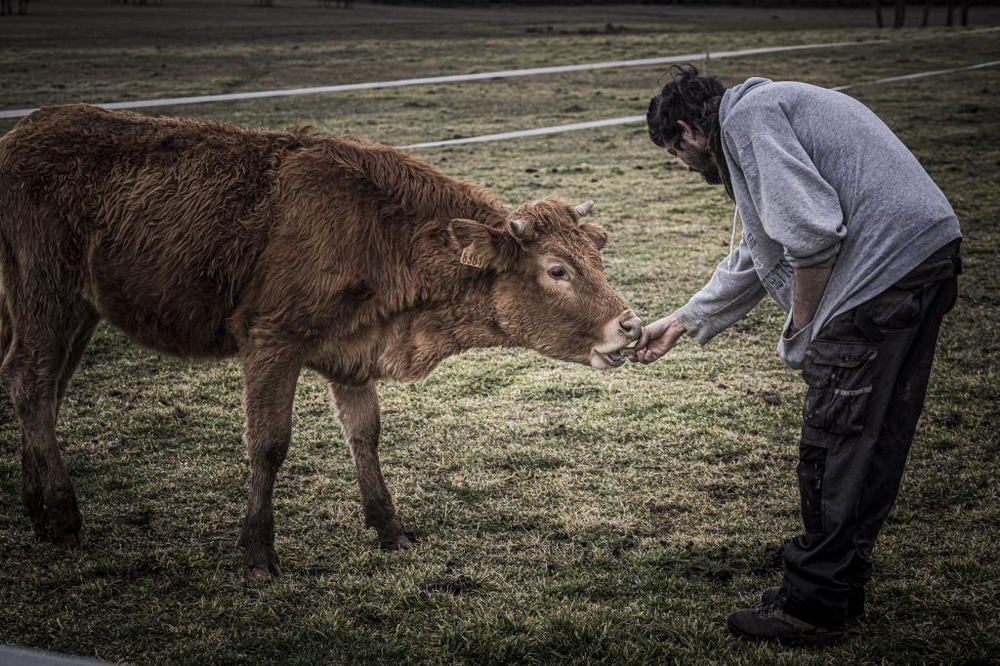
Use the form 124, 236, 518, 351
238, 345, 301, 578
329, 382, 413, 550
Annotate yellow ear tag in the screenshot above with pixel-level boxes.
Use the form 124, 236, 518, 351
460, 246, 486, 269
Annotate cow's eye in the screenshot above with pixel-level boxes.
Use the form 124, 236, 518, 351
547, 266, 569, 281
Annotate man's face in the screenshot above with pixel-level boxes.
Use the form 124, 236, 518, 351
667, 120, 722, 185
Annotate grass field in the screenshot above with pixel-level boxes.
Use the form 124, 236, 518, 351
1, 2, 999, 664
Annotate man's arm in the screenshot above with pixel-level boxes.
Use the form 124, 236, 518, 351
789, 264, 833, 334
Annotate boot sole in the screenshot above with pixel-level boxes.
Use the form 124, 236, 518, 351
727, 617, 847, 647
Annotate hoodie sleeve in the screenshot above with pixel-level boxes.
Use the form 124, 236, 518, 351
729, 104, 846, 268
674, 238, 767, 344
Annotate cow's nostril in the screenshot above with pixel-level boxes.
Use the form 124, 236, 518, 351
619, 311, 642, 339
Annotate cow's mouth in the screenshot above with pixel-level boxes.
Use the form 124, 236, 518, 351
598, 350, 627, 368
590, 344, 632, 369
589, 317, 640, 370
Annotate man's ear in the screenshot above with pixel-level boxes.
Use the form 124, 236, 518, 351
580, 222, 608, 252
676, 119, 701, 143
449, 218, 509, 270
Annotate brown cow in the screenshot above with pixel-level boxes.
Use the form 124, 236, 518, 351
0, 104, 641, 577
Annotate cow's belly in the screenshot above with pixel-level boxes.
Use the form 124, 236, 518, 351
97, 296, 238, 357
103, 305, 238, 358
86, 260, 239, 358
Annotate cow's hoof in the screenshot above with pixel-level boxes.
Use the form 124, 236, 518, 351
28, 500, 83, 548
381, 533, 416, 551
244, 561, 282, 579
44, 526, 83, 549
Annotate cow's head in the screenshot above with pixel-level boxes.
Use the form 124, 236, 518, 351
449, 198, 641, 369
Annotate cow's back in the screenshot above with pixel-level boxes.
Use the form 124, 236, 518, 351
0, 105, 506, 363
0, 105, 299, 356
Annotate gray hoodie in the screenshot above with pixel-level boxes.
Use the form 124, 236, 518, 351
673, 78, 962, 368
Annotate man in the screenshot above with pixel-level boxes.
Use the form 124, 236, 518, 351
632, 65, 962, 645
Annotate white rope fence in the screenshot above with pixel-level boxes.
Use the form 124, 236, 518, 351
3, 26, 997, 120
398, 59, 1000, 149
0, 40, 868, 119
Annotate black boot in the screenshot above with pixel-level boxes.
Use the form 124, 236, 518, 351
760, 585, 865, 622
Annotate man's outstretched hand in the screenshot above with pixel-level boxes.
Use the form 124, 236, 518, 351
626, 314, 687, 364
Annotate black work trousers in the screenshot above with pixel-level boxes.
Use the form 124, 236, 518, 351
780, 239, 961, 630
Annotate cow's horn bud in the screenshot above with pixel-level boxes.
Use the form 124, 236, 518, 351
509, 218, 527, 238
575, 200, 594, 217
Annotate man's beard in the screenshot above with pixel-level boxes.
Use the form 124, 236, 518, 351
687, 147, 723, 185
700, 165, 723, 185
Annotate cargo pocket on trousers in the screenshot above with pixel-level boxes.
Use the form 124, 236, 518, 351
801, 340, 879, 438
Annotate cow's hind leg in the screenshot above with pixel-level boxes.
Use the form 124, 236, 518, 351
330, 383, 413, 550
56, 308, 99, 413
0, 297, 12, 419
2, 301, 95, 546
0, 296, 12, 369
238, 344, 301, 578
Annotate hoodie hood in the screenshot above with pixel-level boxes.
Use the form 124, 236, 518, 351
720, 77, 773, 124
719, 78, 774, 273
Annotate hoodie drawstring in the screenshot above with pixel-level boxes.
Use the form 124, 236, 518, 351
727, 205, 740, 269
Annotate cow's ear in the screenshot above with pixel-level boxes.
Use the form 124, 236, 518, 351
581, 222, 608, 252
449, 218, 507, 270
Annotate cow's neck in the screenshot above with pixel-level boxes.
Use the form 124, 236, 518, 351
311, 294, 508, 386
379, 309, 505, 382
375, 251, 512, 383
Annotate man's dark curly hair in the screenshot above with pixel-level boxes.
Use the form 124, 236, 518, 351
647, 64, 733, 199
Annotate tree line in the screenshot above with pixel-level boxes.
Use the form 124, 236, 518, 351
0, 0, 978, 26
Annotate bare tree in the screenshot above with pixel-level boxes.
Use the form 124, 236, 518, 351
944, 0, 971, 27
894, 0, 906, 29
1, 0, 29, 15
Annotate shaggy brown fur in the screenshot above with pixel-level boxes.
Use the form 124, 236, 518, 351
0, 104, 640, 577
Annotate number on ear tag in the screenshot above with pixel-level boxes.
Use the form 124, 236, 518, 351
460, 247, 486, 269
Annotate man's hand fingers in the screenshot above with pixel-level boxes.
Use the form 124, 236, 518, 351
639, 344, 666, 364
639, 328, 683, 364
627, 328, 651, 362
636, 326, 652, 351
627, 315, 686, 364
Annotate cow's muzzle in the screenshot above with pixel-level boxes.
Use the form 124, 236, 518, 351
590, 309, 642, 369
